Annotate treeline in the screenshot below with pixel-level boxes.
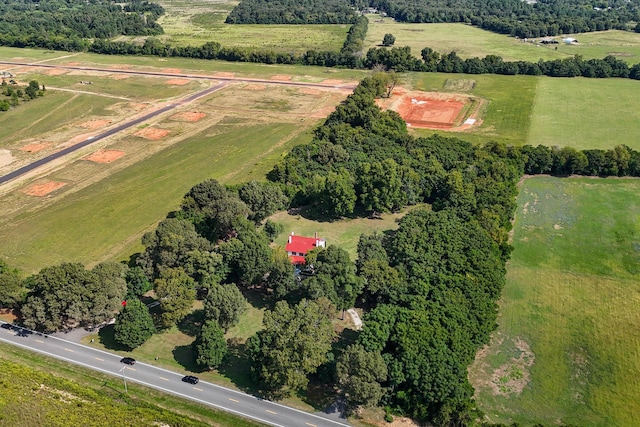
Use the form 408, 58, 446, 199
225, 0, 358, 24
367, 0, 640, 37
367, 46, 640, 79
0, 0, 163, 44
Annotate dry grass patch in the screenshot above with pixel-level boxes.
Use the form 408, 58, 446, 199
170, 111, 207, 122
165, 78, 190, 85
78, 119, 112, 130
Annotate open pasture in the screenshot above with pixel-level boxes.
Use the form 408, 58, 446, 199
365, 20, 640, 64
528, 77, 640, 150
118, 0, 348, 53
0, 58, 353, 273
470, 177, 640, 426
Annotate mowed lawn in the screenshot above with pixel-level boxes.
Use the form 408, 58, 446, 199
528, 77, 640, 150
470, 177, 640, 426
365, 20, 640, 63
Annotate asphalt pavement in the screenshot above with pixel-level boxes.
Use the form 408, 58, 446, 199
0, 321, 350, 427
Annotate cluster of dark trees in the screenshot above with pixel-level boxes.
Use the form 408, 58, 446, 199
368, 0, 640, 37
225, 0, 358, 24
0, 80, 45, 111
367, 46, 640, 79
0, 0, 163, 47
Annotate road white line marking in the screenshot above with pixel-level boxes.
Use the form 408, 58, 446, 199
306, 423, 317, 427
159, 377, 169, 381
35, 339, 44, 343
64, 348, 73, 352
229, 398, 239, 403
193, 387, 203, 391
266, 410, 277, 415
94, 357, 104, 361
126, 367, 136, 371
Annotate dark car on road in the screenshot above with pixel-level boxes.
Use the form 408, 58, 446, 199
0, 323, 12, 330
120, 357, 136, 365
182, 375, 199, 384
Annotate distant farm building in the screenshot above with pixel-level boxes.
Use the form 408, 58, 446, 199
539, 37, 559, 45
285, 232, 326, 264
563, 37, 578, 44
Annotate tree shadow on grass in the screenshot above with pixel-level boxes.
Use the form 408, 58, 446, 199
177, 309, 204, 337
172, 344, 202, 373
217, 337, 259, 394
97, 324, 131, 352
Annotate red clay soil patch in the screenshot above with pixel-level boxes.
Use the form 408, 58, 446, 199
20, 142, 51, 153
79, 119, 112, 130
213, 72, 235, 78
135, 127, 170, 140
64, 62, 81, 66
378, 89, 477, 130
162, 68, 182, 74
128, 102, 148, 111
398, 96, 464, 129
170, 111, 206, 122
166, 78, 190, 86
300, 88, 322, 95
83, 149, 125, 163
24, 181, 67, 197
270, 74, 292, 81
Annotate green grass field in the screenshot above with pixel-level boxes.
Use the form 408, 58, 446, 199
470, 177, 640, 426
115, 0, 349, 53
365, 19, 640, 63
408, 72, 537, 146
0, 122, 312, 273
528, 77, 640, 150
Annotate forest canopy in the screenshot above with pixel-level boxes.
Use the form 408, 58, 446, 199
225, 0, 358, 24
0, 0, 164, 42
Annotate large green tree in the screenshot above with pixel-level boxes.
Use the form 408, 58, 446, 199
20, 262, 127, 332
237, 181, 288, 223
336, 344, 388, 412
247, 299, 334, 397
114, 298, 155, 349
0, 260, 24, 309
154, 268, 196, 329
193, 319, 227, 370
203, 282, 247, 332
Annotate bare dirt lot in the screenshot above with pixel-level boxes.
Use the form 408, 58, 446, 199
23, 181, 67, 197
377, 87, 484, 131
83, 150, 125, 163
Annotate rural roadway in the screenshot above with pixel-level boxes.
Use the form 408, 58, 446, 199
0, 321, 350, 427
0, 61, 357, 186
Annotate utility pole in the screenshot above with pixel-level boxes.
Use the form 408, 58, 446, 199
119, 366, 128, 393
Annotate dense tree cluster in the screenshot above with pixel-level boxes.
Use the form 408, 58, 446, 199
1, 80, 45, 112
20, 262, 128, 332
368, 0, 640, 37
225, 0, 358, 24
367, 46, 640, 79
0, 0, 163, 50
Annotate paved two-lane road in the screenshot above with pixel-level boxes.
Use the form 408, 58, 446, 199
0, 322, 349, 427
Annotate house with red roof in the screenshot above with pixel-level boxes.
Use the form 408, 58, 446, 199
285, 232, 326, 264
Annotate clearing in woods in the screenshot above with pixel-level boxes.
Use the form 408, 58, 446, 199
469, 176, 640, 426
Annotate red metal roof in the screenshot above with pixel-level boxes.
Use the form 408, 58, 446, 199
286, 235, 322, 254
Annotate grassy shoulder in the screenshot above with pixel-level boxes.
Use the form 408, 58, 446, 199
0, 341, 268, 427
469, 176, 640, 426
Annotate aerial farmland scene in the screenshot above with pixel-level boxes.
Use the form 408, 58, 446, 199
0, 0, 639, 426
